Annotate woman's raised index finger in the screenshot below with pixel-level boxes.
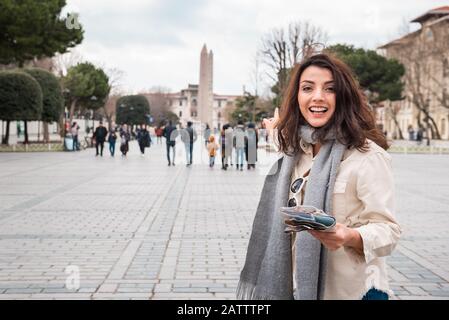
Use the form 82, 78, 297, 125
274, 107, 279, 119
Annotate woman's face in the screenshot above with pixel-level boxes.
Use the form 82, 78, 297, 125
297, 66, 336, 128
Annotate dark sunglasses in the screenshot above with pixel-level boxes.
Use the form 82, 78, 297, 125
288, 176, 307, 207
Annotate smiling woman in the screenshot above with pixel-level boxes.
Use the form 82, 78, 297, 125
237, 53, 402, 300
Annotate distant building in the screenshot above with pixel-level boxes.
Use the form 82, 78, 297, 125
378, 6, 449, 140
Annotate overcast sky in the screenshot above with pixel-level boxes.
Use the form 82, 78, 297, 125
63, 0, 448, 96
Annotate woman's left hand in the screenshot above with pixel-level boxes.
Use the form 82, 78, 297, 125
308, 223, 362, 251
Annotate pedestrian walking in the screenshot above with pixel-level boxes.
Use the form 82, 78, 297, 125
238, 53, 401, 300
233, 121, 246, 171
206, 135, 219, 168
416, 126, 424, 145
407, 125, 415, 141
93, 121, 108, 157
71, 122, 80, 151
155, 126, 164, 144
245, 123, 258, 170
108, 128, 117, 156
259, 126, 267, 145
119, 124, 130, 156
137, 124, 151, 156
203, 124, 211, 148
181, 121, 197, 166
220, 124, 232, 170
163, 120, 178, 166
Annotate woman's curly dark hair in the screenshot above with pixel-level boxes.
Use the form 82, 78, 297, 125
276, 53, 388, 155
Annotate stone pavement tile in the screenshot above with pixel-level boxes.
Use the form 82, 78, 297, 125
175, 275, 208, 280
392, 291, 409, 296
77, 288, 97, 293
104, 279, 158, 284
398, 295, 449, 300
418, 284, 443, 291
116, 286, 153, 293
97, 283, 118, 293
0, 294, 32, 299
152, 293, 215, 299
153, 284, 172, 293
40, 288, 78, 294
172, 287, 208, 293
190, 282, 225, 288
207, 287, 236, 293
213, 293, 236, 299
425, 291, 449, 297
5, 288, 43, 294
0, 283, 31, 289
118, 283, 155, 288
403, 286, 430, 296
92, 293, 151, 299
159, 280, 192, 286
29, 293, 93, 299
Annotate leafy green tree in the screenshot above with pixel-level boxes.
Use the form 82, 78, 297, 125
326, 44, 405, 103
0, 71, 43, 144
327, 44, 405, 137
230, 93, 256, 125
229, 93, 274, 126
0, 0, 84, 67
64, 62, 110, 124
116, 95, 151, 126
24, 68, 64, 142
158, 111, 179, 126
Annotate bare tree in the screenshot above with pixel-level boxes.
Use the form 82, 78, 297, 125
395, 23, 449, 141
421, 25, 449, 127
51, 50, 84, 137
386, 100, 404, 139
248, 52, 265, 122
102, 68, 125, 130
52, 49, 84, 77
139, 87, 173, 126
259, 21, 328, 105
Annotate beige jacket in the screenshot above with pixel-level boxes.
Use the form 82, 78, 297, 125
289, 138, 402, 300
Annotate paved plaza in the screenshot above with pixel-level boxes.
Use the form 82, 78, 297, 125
0, 140, 448, 300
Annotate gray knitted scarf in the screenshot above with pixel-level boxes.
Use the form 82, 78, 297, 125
237, 125, 346, 300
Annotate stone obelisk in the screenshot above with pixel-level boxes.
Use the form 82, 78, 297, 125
198, 44, 213, 128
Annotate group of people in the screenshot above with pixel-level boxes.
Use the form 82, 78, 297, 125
159, 120, 260, 170
85, 119, 262, 168
407, 125, 425, 144
88, 122, 151, 157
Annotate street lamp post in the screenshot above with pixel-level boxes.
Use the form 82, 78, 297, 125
90, 96, 97, 129
63, 88, 70, 138
426, 98, 431, 146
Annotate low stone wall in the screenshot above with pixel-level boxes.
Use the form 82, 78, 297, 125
0, 143, 64, 152
388, 145, 449, 154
